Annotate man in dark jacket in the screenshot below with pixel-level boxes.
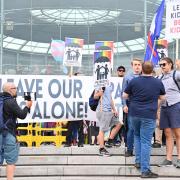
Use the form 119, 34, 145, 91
0, 82, 32, 180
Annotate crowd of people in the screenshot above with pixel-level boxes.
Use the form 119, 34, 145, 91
63, 57, 180, 178
92, 57, 180, 178
0, 57, 180, 179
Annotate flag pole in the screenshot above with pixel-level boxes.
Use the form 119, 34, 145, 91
150, 38, 157, 62
176, 39, 179, 59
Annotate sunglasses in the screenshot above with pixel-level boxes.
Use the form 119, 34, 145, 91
11, 87, 18, 90
159, 63, 167, 67
118, 69, 125, 72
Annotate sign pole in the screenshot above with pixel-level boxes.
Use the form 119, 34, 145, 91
176, 39, 179, 59
70, 66, 73, 77
0, 0, 4, 74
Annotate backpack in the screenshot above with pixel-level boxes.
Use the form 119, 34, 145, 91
160, 70, 180, 91
88, 90, 100, 111
0, 95, 12, 133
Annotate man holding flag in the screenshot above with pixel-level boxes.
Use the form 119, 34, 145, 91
144, 0, 165, 66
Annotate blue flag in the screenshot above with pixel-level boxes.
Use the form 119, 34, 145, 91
144, 0, 165, 66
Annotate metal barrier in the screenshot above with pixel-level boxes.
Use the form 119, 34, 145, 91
17, 123, 67, 147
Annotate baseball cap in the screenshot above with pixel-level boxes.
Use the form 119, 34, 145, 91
117, 66, 126, 72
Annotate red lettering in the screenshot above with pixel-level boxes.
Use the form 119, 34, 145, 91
174, 20, 180, 26
170, 27, 180, 33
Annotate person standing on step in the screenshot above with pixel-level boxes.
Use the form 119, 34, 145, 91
123, 61, 165, 178
64, 72, 84, 147
105, 66, 126, 148
94, 85, 121, 156
0, 82, 32, 180
122, 58, 142, 157
158, 57, 180, 168
152, 68, 163, 149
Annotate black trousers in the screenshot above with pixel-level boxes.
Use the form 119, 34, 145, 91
66, 120, 84, 144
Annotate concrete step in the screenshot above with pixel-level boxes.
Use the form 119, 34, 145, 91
1, 177, 180, 180
19, 145, 177, 156
0, 145, 179, 179
15, 155, 177, 165
0, 165, 180, 177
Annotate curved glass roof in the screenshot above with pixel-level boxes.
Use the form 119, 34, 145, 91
2, 2, 168, 55
2, 29, 171, 55
2, 36, 144, 54
31, 9, 121, 25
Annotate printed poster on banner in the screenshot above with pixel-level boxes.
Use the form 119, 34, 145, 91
156, 39, 168, 60
95, 41, 114, 51
93, 50, 112, 88
63, 37, 84, 67
166, 0, 180, 40
95, 41, 114, 70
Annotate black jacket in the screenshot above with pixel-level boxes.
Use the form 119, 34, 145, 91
2, 92, 30, 136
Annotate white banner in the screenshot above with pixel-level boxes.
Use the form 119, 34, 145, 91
0, 75, 123, 123
166, 0, 180, 40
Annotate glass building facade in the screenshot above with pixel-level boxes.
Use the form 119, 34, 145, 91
0, 0, 179, 76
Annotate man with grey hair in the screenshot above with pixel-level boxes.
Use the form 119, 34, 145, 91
0, 82, 32, 180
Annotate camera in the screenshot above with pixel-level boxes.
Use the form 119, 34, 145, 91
24, 92, 36, 101
102, 87, 105, 91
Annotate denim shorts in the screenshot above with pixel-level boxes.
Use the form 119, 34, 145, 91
0, 132, 19, 165
160, 102, 180, 129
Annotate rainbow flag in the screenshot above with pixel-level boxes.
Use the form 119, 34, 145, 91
50, 40, 65, 62
65, 37, 84, 48
94, 51, 112, 63
156, 39, 168, 48
95, 41, 114, 50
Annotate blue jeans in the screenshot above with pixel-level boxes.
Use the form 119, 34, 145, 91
127, 116, 134, 151
130, 116, 156, 173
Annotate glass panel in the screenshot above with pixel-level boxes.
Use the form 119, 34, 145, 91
26, 41, 38, 47
4, 37, 14, 42
124, 40, 138, 46
3, 42, 9, 47
36, 43, 49, 48
33, 47, 48, 53
118, 47, 129, 53
12, 39, 26, 44
128, 45, 144, 51
21, 46, 34, 52
136, 38, 145, 44
6, 43, 22, 50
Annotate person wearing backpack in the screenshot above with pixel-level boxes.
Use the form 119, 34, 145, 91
0, 82, 32, 180
158, 57, 180, 168
94, 85, 121, 156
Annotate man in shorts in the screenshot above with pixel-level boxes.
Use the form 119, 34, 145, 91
0, 82, 32, 180
94, 85, 121, 156
158, 57, 180, 168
